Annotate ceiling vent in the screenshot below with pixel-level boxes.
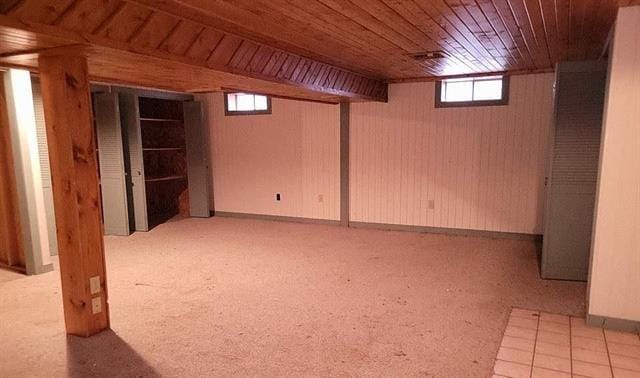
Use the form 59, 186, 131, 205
409, 51, 448, 61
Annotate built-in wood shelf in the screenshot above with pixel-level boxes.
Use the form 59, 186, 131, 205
145, 175, 187, 183
139, 117, 182, 122
142, 147, 184, 151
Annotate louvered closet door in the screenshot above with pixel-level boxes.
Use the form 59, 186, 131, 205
119, 92, 148, 232
31, 82, 58, 255
542, 61, 608, 281
184, 101, 211, 217
94, 92, 130, 236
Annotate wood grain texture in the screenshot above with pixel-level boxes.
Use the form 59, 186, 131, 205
350, 73, 555, 234
0, 1, 626, 101
0, 1, 387, 102
0, 75, 25, 270
204, 93, 340, 221
39, 53, 109, 336
130, 0, 623, 79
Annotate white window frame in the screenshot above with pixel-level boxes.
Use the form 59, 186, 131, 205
224, 92, 272, 116
435, 75, 509, 108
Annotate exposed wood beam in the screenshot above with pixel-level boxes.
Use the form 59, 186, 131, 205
39, 51, 110, 337
0, 10, 387, 102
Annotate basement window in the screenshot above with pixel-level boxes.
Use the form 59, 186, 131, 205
435, 75, 509, 108
225, 92, 271, 115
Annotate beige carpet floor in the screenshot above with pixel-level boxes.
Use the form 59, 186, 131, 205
0, 217, 586, 377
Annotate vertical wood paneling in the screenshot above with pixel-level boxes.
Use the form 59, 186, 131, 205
589, 6, 640, 322
205, 94, 340, 220
351, 73, 554, 234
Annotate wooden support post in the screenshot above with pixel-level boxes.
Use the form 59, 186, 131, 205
0, 75, 25, 270
39, 52, 110, 336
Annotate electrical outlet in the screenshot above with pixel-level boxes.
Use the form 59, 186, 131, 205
318, 194, 324, 203
427, 200, 435, 210
89, 276, 101, 295
91, 297, 102, 314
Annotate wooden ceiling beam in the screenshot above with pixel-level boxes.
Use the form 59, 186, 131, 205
0, 5, 387, 102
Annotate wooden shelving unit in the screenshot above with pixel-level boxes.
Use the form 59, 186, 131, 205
139, 96, 189, 229
97, 88, 209, 235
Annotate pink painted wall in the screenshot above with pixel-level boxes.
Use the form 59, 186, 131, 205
350, 73, 555, 234
588, 6, 640, 323
202, 93, 340, 220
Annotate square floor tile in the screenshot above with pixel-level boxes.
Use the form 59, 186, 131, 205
572, 360, 613, 378
572, 326, 606, 340
605, 330, 640, 346
494, 360, 531, 378
538, 320, 570, 335
610, 354, 640, 372
607, 342, 640, 359
573, 335, 608, 352
497, 347, 533, 365
537, 330, 570, 346
501, 335, 536, 353
612, 368, 640, 378
572, 347, 610, 365
535, 341, 571, 359
531, 366, 571, 378
533, 353, 571, 373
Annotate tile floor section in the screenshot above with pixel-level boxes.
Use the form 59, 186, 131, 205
493, 308, 640, 378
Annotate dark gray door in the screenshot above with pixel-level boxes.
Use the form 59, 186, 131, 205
542, 61, 608, 281
183, 101, 211, 217
94, 92, 130, 236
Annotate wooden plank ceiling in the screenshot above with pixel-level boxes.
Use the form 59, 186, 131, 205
0, 0, 636, 102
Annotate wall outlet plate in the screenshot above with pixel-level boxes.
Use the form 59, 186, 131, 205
91, 297, 102, 314
89, 276, 101, 295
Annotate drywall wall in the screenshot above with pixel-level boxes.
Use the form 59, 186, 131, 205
204, 93, 340, 220
350, 73, 554, 234
588, 5, 640, 324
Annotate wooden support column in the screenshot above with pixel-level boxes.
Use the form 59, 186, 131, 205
39, 52, 110, 336
0, 75, 25, 270
340, 102, 350, 227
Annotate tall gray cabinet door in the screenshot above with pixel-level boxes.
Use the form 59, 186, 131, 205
119, 92, 148, 231
94, 92, 130, 236
542, 61, 607, 281
183, 101, 211, 217
31, 82, 58, 255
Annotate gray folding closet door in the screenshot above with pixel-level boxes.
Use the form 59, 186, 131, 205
119, 92, 149, 232
31, 81, 58, 255
541, 61, 608, 281
183, 101, 211, 217
94, 92, 130, 236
